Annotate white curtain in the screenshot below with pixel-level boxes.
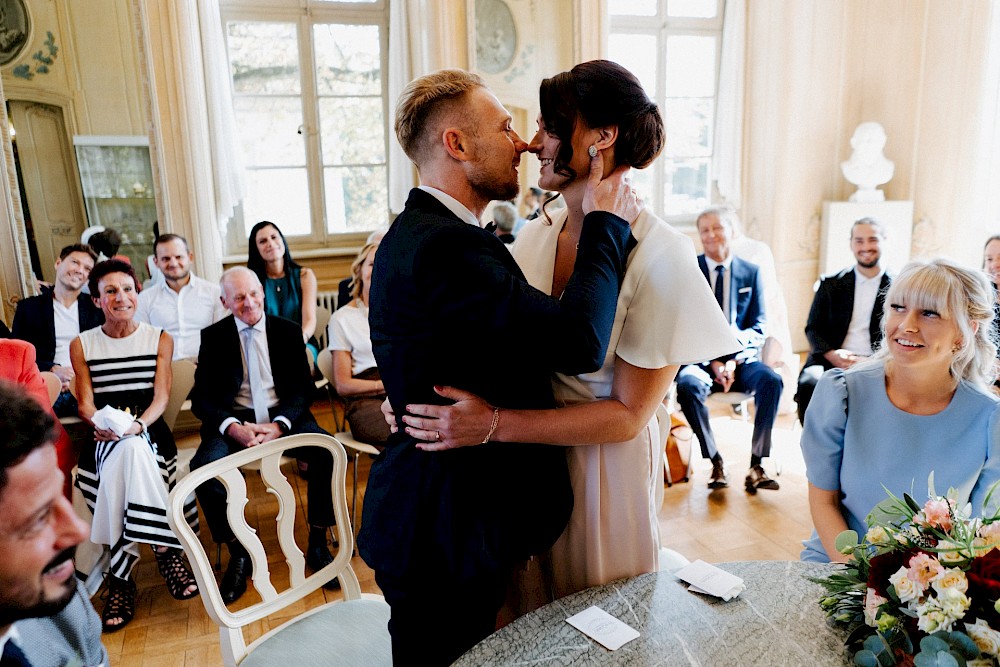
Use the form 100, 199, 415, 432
971, 4, 1000, 246
197, 0, 244, 231
713, 0, 745, 209
388, 0, 417, 214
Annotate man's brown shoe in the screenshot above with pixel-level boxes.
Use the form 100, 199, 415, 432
745, 465, 780, 494
708, 460, 728, 489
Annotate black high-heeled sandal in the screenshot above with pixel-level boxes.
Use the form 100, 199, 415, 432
102, 575, 136, 633
154, 547, 199, 600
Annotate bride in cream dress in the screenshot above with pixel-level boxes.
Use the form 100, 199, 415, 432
404, 60, 737, 602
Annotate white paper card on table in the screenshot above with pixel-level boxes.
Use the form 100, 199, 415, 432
565, 606, 640, 651
674, 560, 746, 601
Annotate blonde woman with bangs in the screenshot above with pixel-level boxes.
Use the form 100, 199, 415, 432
326, 241, 389, 447
801, 258, 1000, 562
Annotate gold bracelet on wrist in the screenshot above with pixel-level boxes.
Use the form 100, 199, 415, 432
482, 406, 501, 444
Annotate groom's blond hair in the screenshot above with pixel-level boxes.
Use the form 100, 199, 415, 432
395, 69, 485, 167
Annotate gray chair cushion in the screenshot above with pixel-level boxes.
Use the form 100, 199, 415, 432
241, 598, 392, 666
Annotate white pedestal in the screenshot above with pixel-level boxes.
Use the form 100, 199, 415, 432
820, 201, 914, 276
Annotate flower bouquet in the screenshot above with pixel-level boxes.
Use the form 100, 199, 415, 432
815, 480, 1000, 666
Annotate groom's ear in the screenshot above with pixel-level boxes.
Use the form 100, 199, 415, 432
442, 127, 472, 162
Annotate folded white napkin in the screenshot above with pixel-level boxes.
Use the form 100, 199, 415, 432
91, 405, 137, 438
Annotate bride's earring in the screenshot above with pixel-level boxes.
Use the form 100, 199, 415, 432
588, 145, 598, 158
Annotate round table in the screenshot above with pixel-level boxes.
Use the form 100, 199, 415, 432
455, 560, 851, 666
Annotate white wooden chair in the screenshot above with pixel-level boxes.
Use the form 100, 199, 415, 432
163, 358, 197, 432
166, 433, 391, 667
315, 347, 347, 434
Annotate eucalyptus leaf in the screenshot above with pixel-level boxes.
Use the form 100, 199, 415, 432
854, 650, 880, 667
836, 530, 861, 553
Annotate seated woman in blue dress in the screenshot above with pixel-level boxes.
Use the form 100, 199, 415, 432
801, 258, 1000, 562
247, 221, 319, 359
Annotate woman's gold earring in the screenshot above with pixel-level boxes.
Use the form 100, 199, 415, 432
588, 145, 598, 158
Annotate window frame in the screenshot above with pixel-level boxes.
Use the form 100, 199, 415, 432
219, 0, 390, 255
608, 0, 725, 228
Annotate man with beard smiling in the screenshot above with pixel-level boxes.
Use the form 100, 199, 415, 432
0, 382, 105, 666
796, 217, 891, 423
362, 69, 639, 665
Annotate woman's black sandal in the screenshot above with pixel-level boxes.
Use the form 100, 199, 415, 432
102, 575, 137, 633
154, 547, 200, 600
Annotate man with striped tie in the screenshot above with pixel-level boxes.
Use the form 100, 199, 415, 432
0, 382, 106, 666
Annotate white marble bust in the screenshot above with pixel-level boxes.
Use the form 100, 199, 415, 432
841, 122, 894, 202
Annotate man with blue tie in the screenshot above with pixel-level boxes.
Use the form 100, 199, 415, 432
676, 207, 783, 493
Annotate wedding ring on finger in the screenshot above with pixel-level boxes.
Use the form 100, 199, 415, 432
435, 431, 442, 442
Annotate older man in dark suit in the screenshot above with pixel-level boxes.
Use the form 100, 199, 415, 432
190, 267, 335, 604
12, 244, 103, 416
676, 207, 784, 494
362, 69, 639, 666
795, 218, 890, 423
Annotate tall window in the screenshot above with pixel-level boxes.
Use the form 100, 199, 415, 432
220, 0, 389, 252
607, 0, 724, 222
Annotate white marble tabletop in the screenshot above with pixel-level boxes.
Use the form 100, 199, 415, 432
454, 560, 851, 666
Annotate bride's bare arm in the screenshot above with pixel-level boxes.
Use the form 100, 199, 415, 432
405, 358, 678, 450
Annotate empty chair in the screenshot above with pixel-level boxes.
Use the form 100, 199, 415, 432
166, 433, 391, 667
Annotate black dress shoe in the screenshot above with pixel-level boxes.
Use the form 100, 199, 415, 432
745, 465, 780, 494
306, 542, 340, 590
220, 554, 251, 604
708, 460, 728, 489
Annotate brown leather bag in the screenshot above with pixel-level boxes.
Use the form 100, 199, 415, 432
664, 413, 692, 486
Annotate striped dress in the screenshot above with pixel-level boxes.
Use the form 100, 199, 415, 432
74, 322, 198, 580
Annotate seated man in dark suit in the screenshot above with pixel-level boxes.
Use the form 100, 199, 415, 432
676, 207, 783, 494
190, 267, 336, 604
0, 382, 106, 667
362, 69, 638, 666
12, 244, 103, 417
796, 217, 890, 423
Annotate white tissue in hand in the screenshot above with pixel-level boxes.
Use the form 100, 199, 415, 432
91, 406, 136, 437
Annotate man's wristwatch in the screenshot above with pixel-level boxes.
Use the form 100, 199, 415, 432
275, 420, 291, 435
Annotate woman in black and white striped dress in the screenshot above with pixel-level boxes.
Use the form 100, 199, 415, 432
71, 259, 199, 632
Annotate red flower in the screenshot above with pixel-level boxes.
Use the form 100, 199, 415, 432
967, 549, 1000, 624
867, 548, 918, 597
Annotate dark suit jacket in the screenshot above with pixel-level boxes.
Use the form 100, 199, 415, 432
804, 267, 890, 369
11, 292, 104, 371
361, 187, 632, 582
697, 254, 766, 364
191, 314, 316, 435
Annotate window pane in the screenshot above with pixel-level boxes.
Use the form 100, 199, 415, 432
314, 24, 381, 95
665, 35, 716, 98
663, 98, 712, 158
608, 34, 657, 97
667, 0, 718, 18
629, 167, 656, 210
608, 0, 657, 16
233, 96, 305, 167
242, 168, 312, 237
325, 166, 388, 233
663, 158, 709, 214
318, 97, 385, 164
227, 22, 300, 95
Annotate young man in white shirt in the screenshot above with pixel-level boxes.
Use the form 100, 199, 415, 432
136, 234, 228, 360
796, 218, 891, 423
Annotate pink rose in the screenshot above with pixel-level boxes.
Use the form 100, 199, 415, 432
908, 552, 944, 588
918, 499, 955, 532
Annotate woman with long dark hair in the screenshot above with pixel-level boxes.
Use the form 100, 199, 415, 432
247, 221, 319, 358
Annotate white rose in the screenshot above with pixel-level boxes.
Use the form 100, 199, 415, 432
890, 565, 922, 604
866, 526, 891, 546
932, 568, 969, 595
917, 605, 949, 634
936, 587, 971, 622
965, 619, 1000, 658
937, 543, 968, 565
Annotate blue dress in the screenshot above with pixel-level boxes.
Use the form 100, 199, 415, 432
800, 361, 1000, 562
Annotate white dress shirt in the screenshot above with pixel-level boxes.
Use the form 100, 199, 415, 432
218, 314, 290, 434
841, 267, 885, 355
136, 274, 228, 360
418, 185, 482, 227
705, 255, 734, 322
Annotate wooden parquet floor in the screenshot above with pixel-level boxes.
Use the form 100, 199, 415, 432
104, 401, 810, 666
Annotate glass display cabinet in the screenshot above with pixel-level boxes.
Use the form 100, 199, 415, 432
73, 136, 157, 273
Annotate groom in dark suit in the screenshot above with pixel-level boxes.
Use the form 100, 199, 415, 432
190, 267, 335, 604
796, 217, 890, 422
361, 69, 639, 666
676, 207, 784, 494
